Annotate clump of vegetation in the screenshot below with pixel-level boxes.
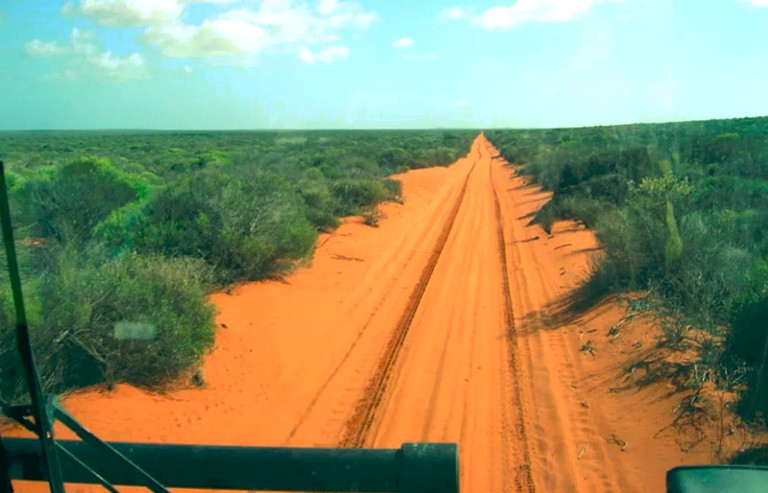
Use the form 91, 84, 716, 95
0, 247, 214, 402
361, 207, 383, 227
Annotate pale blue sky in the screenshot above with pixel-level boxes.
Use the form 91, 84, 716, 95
1, 0, 767, 130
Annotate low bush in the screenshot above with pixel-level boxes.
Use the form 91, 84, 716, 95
17, 157, 145, 244
0, 247, 215, 402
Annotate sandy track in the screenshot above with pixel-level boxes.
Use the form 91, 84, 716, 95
361, 136, 533, 492
10, 134, 708, 493
490, 154, 630, 492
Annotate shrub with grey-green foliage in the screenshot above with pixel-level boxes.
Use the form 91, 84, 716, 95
0, 264, 44, 404
17, 157, 146, 244
116, 168, 316, 283
331, 178, 390, 216
663, 213, 751, 326
0, 248, 215, 400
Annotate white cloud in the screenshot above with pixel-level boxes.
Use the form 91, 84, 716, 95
26, 28, 147, 81
142, 18, 269, 57
93, 51, 147, 79
140, 0, 375, 60
299, 45, 348, 63
46, 0, 375, 66
736, 0, 768, 5
25, 39, 71, 57
473, 0, 612, 30
63, 0, 183, 27
393, 37, 413, 48
440, 7, 468, 20
25, 28, 100, 57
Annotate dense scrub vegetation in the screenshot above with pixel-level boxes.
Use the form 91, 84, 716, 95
487, 117, 768, 421
0, 130, 474, 401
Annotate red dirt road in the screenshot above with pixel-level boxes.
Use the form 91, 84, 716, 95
11, 135, 719, 492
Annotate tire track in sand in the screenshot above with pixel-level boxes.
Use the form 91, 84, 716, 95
339, 153, 479, 448
490, 156, 536, 493
490, 152, 636, 493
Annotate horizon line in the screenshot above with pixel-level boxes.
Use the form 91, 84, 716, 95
2, 114, 767, 134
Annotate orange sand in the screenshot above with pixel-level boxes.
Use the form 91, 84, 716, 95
10, 135, 728, 492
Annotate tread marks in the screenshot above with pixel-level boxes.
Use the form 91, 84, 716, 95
339, 152, 480, 448
489, 149, 536, 493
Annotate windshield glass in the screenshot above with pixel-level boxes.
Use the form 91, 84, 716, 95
1, 1, 767, 492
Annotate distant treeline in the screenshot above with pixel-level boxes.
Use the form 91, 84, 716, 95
487, 116, 768, 420
0, 130, 475, 401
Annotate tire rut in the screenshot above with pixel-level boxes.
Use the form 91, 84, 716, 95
339, 154, 480, 448
490, 150, 536, 493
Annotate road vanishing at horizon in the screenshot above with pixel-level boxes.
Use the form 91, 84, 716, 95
18, 134, 695, 493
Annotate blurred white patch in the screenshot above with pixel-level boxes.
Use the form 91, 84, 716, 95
114, 321, 156, 340
440, 7, 468, 20
299, 45, 348, 64
393, 37, 413, 49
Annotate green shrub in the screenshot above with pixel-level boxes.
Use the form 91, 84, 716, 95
17, 157, 145, 243
298, 179, 339, 231
0, 247, 216, 400
117, 169, 316, 283
663, 214, 751, 326
331, 178, 390, 216
377, 147, 409, 171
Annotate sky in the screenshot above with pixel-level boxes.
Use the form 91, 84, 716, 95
1, 0, 767, 130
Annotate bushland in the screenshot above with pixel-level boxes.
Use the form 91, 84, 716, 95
487, 117, 768, 422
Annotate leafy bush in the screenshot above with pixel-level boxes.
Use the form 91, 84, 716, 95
298, 178, 339, 231
0, 248, 215, 401
331, 178, 390, 216
377, 147, 409, 171
725, 261, 768, 418
113, 168, 316, 283
18, 157, 145, 243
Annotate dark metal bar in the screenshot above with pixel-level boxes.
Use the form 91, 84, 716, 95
399, 442, 458, 493
2, 439, 459, 492
51, 401, 170, 493
0, 432, 14, 493
0, 162, 65, 493
53, 444, 121, 493
667, 465, 768, 493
